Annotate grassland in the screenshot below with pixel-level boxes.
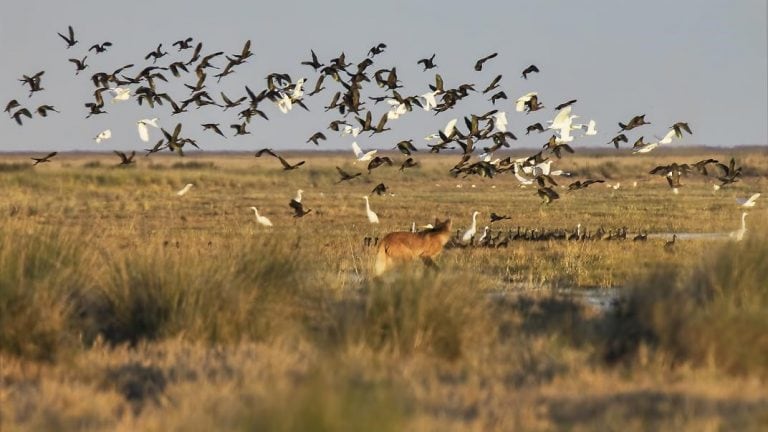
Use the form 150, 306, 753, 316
1, 147, 767, 431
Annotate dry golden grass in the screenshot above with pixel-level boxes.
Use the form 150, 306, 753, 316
1, 148, 767, 430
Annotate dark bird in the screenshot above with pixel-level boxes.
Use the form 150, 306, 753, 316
336, 166, 362, 183
417, 54, 437, 71
11, 108, 32, 125
113, 150, 136, 165
307, 131, 326, 146
555, 99, 577, 111
618, 114, 650, 131
220, 92, 246, 110
367, 156, 393, 173
4, 99, 20, 114
68, 57, 88, 74
474, 52, 498, 71
277, 155, 305, 171
57, 26, 77, 48
633, 232, 648, 241
371, 183, 389, 196
607, 133, 628, 149
715, 157, 742, 187
664, 234, 677, 252
19, 71, 45, 96
88, 42, 112, 53
395, 139, 418, 155
35, 105, 59, 117
692, 158, 718, 176
489, 91, 507, 105
289, 198, 311, 217
173, 37, 194, 51
567, 179, 605, 191
400, 157, 419, 171
480, 75, 503, 95
672, 122, 693, 138
31, 152, 57, 165
521, 64, 540, 79
202, 123, 226, 138
526, 122, 545, 135
489, 213, 511, 223
145, 44, 168, 63
368, 43, 387, 57
230, 122, 250, 136
254, 148, 278, 158
301, 49, 324, 70
537, 186, 560, 204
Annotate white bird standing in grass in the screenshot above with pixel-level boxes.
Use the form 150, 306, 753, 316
352, 142, 377, 162
462, 211, 480, 242
249, 207, 273, 227
363, 195, 379, 224
94, 129, 112, 143
176, 183, 193, 196
137, 118, 160, 142
730, 212, 748, 241
736, 193, 760, 208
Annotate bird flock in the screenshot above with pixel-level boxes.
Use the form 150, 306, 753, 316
4, 26, 760, 241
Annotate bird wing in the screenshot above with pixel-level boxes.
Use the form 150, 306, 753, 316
137, 122, 149, 142
351, 141, 363, 158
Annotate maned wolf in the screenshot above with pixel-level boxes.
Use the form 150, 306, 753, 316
374, 218, 452, 276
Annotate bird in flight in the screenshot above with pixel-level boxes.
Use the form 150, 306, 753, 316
521, 64, 540, 79
474, 52, 498, 71
31, 152, 57, 165
57, 26, 78, 48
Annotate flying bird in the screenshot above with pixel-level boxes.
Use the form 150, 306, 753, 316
521, 64, 540, 79
113, 150, 136, 165
618, 114, 650, 131
68, 57, 88, 74
31, 152, 57, 165
88, 42, 112, 53
137, 118, 159, 142
336, 166, 362, 183
10, 108, 32, 125
35, 105, 59, 117
474, 53, 498, 71
371, 183, 389, 196
351, 141, 377, 162
417, 54, 437, 71
57, 25, 78, 48
736, 193, 760, 208
307, 131, 326, 146
94, 129, 112, 143
202, 123, 226, 138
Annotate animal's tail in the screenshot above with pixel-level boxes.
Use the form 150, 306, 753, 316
374, 244, 389, 276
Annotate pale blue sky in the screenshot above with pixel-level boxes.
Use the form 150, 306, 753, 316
1, 0, 766, 152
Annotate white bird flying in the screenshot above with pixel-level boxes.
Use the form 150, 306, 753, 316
176, 183, 193, 196
94, 129, 112, 143
736, 193, 760, 208
352, 142, 377, 162
658, 129, 678, 145
425, 118, 458, 141
363, 196, 379, 224
136, 118, 159, 142
250, 207, 273, 227
109, 87, 131, 103
342, 124, 360, 137
276, 93, 292, 113
420, 91, 438, 111
492, 111, 508, 132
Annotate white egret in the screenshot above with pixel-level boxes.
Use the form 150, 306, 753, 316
658, 129, 677, 145
736, 193, 760, 208
492, 111, 508, 132
352, 142, 377, 162
730, 212, 748, 241
363, 196, 379, 224
461, 211, 480, 243
276, 93, 292, 113
342, 124, 360, 137
136, 118, 159, 142
94, 129, 112, 143
250, 207, 273, 227
109, 87, 130, 103
420, 91, 438, 111
176, 183, 193, 196
478, 226, 490, 244
584, 120, 597, 135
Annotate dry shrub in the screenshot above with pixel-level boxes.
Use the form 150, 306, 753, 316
604, 226, 768, 376
308, 272, 495, 361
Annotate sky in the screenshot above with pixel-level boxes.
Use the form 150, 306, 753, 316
1, 0, 766, 153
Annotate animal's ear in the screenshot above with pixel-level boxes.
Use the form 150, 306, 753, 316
434, 217, 440, 226
444, 218, 452, 227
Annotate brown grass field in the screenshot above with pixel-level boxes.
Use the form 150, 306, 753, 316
1, 147, 767, 431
